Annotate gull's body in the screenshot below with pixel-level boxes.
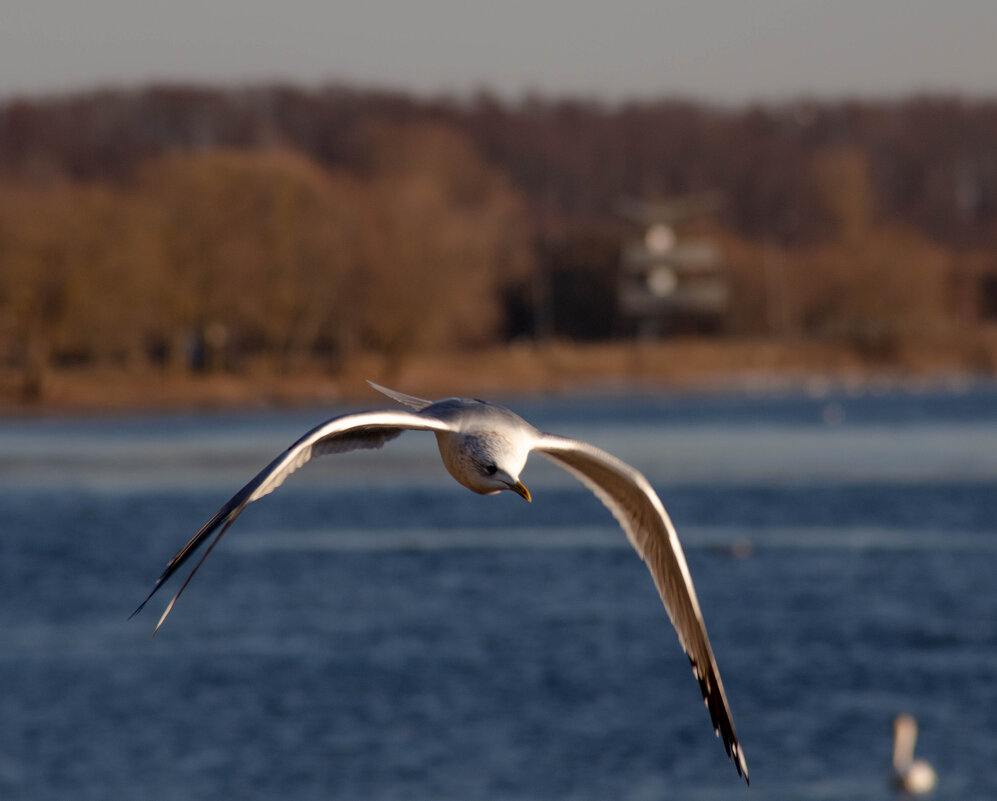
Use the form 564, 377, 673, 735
133, 382, 748, 783
892, 714, 937, 794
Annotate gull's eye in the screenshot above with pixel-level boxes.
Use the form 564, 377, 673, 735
484, 464, 498, 475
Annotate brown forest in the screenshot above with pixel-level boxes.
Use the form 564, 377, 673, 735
2, 84, 997, 400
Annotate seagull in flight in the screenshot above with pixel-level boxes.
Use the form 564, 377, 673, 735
132, 382, 749, 783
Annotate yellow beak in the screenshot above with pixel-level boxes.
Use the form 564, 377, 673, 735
511, 480, 532, 502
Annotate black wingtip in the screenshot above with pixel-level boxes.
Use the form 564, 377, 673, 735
691, 655, 749, 785
723, 735, 749, 785
127, 587, 157, 620
127, 583, 174, 635
128, 571, 171, 620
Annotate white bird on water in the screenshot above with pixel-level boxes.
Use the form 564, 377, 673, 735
892, 714, 937, 794
132, 382, 749, 784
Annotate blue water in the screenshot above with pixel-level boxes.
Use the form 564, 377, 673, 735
2, 382, 996, 800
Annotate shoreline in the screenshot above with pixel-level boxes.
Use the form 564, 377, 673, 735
3, 337, 994, 417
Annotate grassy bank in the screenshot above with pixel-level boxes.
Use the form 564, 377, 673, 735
3, 335, 996, 416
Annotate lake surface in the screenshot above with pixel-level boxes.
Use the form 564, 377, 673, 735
2, 381, 996, 800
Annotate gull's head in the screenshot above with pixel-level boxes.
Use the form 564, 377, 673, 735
442, 430, 532, 501
469, 434, 531, 501
478, 461, 532, 502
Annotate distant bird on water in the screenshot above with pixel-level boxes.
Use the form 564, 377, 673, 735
132, 382, 749, 783
892, 714, 937, 794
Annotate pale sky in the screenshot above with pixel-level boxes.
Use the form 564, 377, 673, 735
3, 0, 996, 104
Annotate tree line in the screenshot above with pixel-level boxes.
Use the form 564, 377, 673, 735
0, 119, 531, 396
1, 84, 995, 394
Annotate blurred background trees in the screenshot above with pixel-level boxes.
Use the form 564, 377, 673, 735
0, 84, 995, 396
135, 149, 366, 372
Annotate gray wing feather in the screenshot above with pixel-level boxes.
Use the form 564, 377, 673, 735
365, 380, 433, 410
133, 409, 453, 632
533, 433, 748, 784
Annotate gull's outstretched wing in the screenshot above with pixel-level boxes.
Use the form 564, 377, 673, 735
533, 433, 749, 784
132, 408, 454, 633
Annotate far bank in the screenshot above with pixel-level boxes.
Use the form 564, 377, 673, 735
3, 335, 996, 416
